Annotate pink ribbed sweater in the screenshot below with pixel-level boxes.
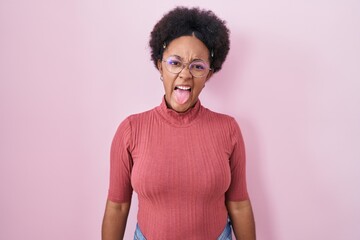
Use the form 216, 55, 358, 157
108, 98, 249, 240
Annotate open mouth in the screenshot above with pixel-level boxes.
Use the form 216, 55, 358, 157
174, 86, 191, 91
174, 86, 191, 104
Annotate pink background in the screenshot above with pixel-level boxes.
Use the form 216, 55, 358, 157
1, 0, 360, 239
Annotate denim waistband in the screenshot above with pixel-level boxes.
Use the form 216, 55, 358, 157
134, 219, 232, 240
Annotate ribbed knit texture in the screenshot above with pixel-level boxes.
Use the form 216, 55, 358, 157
108, 98, 249, 240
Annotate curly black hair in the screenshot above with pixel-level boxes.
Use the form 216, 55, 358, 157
149, 7, 230, 73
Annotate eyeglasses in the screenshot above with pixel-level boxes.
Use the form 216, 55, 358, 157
162, 55, 212, 78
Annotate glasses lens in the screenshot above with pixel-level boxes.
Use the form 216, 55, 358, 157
164, 56, 210, 77
189, 61, 209, 77
165, 57, 183, 74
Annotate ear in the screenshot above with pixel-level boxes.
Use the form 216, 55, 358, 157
157, 59, 163, 74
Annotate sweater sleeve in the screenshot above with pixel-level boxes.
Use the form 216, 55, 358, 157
107, 117, 134, 203
225, 118, 250, 201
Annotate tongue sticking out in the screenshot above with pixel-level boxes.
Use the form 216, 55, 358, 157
174, 89, 191, 104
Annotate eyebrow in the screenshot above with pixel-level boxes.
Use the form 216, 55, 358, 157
170, 55, 206, 63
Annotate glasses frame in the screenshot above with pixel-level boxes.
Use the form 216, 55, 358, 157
162, 55, 212, 78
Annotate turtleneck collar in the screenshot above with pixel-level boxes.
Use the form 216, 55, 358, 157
155, 96, 202, 127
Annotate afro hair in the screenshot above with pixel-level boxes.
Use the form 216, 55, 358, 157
149, 7, 230, 73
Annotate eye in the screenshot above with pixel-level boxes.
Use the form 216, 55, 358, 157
191, 62, 206, 70
167, 58, 182, 66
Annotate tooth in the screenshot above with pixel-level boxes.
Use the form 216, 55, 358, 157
179, 86, 189, 90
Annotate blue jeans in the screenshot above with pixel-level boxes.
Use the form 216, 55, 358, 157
134, 219, 232, 240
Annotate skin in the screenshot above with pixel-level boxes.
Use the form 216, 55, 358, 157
102, 201, 130, 240
102, 35, 256, 240
157, 35, 213, 113
226, 200, 256, 240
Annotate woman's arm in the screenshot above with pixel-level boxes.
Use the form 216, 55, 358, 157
226, 200, 256, 240
102, 200, 131, 240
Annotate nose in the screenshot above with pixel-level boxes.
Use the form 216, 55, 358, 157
178, 63, 193, 79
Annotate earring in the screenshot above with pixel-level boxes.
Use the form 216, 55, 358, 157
160, 76, 163, 81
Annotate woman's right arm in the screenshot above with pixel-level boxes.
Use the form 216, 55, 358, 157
102, 200, 131, 240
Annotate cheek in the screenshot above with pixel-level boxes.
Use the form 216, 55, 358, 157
194, 80, 206, 92
163, 76, 176, 91
195, 86, 205, 95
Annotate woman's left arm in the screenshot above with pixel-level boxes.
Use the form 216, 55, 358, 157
226, 200, 256, 240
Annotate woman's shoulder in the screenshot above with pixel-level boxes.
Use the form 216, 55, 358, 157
202, 106, 237, 124
201, 107, 243, 142
119, 106, 158, 126
113, 107, 157, 137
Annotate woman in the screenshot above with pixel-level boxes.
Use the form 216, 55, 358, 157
102, 7, 256, 240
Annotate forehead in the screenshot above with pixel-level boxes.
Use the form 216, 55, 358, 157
164, 35, 209, 61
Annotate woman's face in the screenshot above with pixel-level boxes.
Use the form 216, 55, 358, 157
158, 35, 213, 113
